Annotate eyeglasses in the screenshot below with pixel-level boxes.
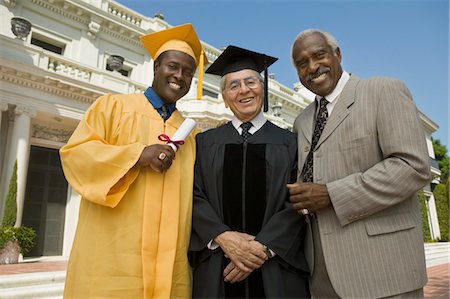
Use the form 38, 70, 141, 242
226, 76, 262, 93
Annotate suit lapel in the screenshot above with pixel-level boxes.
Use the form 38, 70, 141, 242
299, 104, 316, 145
316, 76, 359, 148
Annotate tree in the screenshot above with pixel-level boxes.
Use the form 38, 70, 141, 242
433, 183, 449, 241
418, 190, 431, 242
432, 139, 449, 181
2, 161, 17, 227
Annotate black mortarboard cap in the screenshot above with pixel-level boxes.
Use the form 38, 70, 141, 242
205, 45, 278, 112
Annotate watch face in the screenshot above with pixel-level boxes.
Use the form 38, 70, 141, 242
264, 245, 273, 258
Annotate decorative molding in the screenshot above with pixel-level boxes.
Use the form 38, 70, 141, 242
15, 105, 37, 118
31, 0, 88, 26
0, 101, 8, 111
107, 2, 143, 27
0, 66, 99, 104
32, 124, 73, 143
30, 0, 143, 48
100, 26, 142, 48
192, 118, 227, 131
87, 19, 102, 40
3, 0, 16, 8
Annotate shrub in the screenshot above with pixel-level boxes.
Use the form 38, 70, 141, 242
2, 161, 17, 227
433, 183, 449, 241
0, 226, 36, 255
418, 190, 432, 242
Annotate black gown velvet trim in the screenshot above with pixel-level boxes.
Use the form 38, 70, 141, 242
222, 144, 266, 298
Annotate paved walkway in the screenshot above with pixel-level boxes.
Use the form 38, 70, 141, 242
0, 260, 67, 275
424, 263, 450, 299
0, 260, 448, 298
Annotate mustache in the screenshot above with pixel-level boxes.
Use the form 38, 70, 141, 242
307, 68, 329, 81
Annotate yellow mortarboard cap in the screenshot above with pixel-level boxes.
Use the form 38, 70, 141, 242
140, 23, 209, 100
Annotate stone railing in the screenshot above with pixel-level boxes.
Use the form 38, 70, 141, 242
48, 57, 92, 81
107, 2, 143, 26
203, 46, 222, 62
0, 36, 147, 96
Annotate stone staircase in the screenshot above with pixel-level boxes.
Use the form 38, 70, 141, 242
0, 271, 65, 299
0, 242, 448, 299
424, 242, 450, 267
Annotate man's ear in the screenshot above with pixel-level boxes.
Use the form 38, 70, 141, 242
335, 47, 342, 62
222, 95, 229, 108
153, 60, 160, 74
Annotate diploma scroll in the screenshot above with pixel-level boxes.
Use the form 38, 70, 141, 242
158, 118, 197, 152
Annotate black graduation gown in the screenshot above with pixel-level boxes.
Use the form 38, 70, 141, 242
190, 121, 310, 299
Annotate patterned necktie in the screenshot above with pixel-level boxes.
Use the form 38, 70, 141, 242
301, 98, 329, 182
240, 122, 253, 144
161, 104, 169, 121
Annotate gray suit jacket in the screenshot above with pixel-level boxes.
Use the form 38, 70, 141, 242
294, 75, 431, 298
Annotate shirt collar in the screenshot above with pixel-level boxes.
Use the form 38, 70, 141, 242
315, 71, 350, 103
231, 110, 266, 134
144, 87, 176, 114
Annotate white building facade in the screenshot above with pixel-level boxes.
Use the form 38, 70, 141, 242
0, 0, 441, 259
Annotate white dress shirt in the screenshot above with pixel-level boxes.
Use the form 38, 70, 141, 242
208, 110, 275, 257
315, 71, 350, 116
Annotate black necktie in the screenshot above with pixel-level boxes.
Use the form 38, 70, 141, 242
161, 104, 169, 121
301, 98, 329, 182
240, 122, 253, 144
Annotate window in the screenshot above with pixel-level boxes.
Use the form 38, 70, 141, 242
202, 88, 218, 99
31, 33, 65, 55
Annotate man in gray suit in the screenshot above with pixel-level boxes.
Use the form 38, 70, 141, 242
287, 29, 431, 298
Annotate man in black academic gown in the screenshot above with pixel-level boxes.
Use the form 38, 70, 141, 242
189, 46, 310, 299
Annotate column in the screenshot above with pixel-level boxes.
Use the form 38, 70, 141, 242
0, 101, 9, 218
62, 186, 81, 257
5, 105, 36, 226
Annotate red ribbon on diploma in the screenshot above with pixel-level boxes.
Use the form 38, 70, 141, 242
158, 134, 185, 149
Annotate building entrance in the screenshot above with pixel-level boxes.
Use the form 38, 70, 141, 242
22, 146, 68, 257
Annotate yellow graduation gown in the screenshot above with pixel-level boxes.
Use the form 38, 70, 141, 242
60, 93, 196, 299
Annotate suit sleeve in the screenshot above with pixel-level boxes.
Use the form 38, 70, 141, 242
327, 79, 431, 226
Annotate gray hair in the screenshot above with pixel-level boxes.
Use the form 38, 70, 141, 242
291, 29, 339, 65
220, 70, 263, 93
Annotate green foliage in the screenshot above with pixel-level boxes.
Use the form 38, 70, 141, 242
418, 190, 432, 242
2, 161, 17, 227
432, 139, 449, 182
0, 226, 36, 255
433, 183, 449, 241
0, 160, 36, 256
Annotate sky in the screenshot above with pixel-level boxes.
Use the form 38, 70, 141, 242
117, 0, 449, 147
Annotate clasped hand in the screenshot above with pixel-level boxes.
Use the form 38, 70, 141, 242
214, 231, 268, 283
287, 182, 331, 214
137, 144, 175, 173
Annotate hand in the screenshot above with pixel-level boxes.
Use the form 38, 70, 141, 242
223, 261, 252, 283
214, 231, 267, 272
287, 182, 331, 214
138, 144, 175, 173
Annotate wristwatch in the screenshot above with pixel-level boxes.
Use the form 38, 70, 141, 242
263, 245, 274, 258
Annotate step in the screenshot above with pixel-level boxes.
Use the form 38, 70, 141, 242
424, 242, 450, 250
424, 242, 449, 267
0, 282, 64, 299
0, 271, 65, 289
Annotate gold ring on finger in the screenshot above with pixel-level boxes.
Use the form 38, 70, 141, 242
158, 152, 167, 161
300, 208, 309, 215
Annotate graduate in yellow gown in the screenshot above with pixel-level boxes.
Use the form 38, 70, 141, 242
60, 24, 208, 299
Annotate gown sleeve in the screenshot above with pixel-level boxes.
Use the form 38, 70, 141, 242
190, 134, 230, 251
257, 144, 308, 270
60, 94, 146, 208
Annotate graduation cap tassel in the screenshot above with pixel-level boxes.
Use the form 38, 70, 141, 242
196, 50, 205, 100
264, 65, 269, 112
